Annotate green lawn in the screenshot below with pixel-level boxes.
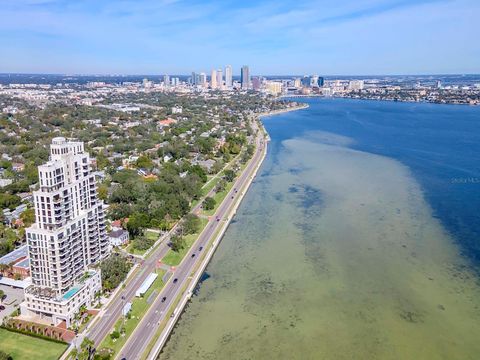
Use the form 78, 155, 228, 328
99, 269, 166, 356
145, 230, 158, 241
202, 180, 235, 216
126, 230, 159, 256
201, 172, 222, 196
0, 328, 67, 360
125, 242, 147, 256
161, 218, 208, 266
191, 175, 222, 209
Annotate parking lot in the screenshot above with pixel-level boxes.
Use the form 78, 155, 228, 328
0, 285, 24, 322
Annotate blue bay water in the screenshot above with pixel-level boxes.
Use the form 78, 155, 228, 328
160, 98, 480, 360
268, 98, 480, 265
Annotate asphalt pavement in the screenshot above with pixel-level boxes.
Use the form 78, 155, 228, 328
117, 125, 265, 359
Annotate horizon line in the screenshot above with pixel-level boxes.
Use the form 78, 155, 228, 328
1, 72, 479, 78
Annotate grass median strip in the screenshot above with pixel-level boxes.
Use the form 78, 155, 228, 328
202, 173, 222, 195
161, 218, 208, 266
98, 269, 166, 357
139, 149, 262, 360
202, 181, 234, 216
140, 281, 190, 360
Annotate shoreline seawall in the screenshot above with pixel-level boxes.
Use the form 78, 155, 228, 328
158, 97, 480, 360
146, 103, 309, 359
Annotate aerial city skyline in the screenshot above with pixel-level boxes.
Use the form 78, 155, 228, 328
191, 65, 252, 90
0, 1, 480, 360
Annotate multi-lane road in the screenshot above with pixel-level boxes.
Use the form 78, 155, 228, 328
117, 122, 266, 360
83, 120, 266, 359
86, 168, 216, 347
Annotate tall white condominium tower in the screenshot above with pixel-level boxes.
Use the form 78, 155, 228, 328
225, 65, 233, 88
216, 68, 224, 90
21, 137, 109, 327
210, 69, 218, 89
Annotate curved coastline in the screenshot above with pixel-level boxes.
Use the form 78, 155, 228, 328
160, 99, 480, 360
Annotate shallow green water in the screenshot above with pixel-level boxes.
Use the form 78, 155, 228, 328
160, 107, 480, 360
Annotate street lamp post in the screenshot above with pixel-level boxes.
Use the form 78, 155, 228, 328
121, 295, 126, 331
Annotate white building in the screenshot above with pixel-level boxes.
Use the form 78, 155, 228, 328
163, 75, 170, 87
264, 81, 283, 95
0, 178, 13, 188
211, 69, 217, 89
225, 65, 233, 88
199, 72, 207, 87
348, 80, 365, 91
216, 69, 224, 90
108, 229, 129, 247
171, 105, 183, 114
21, 137, 109, 327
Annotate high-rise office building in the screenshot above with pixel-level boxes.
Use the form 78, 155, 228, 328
216, 68, 223, 90
22, 137, 108, 327
301, 76, 311, 88
241, 65, 250, 89
317, 77, 325, 87
163, 74, 170, 87
251, 76, 262, 91
225, 65, 233, 88
199, 72, 207, 87
191, 72, 197, 85
211, 69, 217, 89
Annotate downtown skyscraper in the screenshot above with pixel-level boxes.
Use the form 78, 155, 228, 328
216, 68, 223, 90
163, 74, 170, 87
191, 71, 199, 85
241, 65, 250, 89
210, 69, 217, 89
225, 65, 233, 88
199, 72, 207, 87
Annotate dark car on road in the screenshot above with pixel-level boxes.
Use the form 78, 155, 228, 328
0, 305, 5, 311
161, 297, 167, 303
199, 246, 203, 251
173, 278, 178, 284
191, 254, 196, 258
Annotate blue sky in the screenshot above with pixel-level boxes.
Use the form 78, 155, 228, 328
0, 0, 479, 75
